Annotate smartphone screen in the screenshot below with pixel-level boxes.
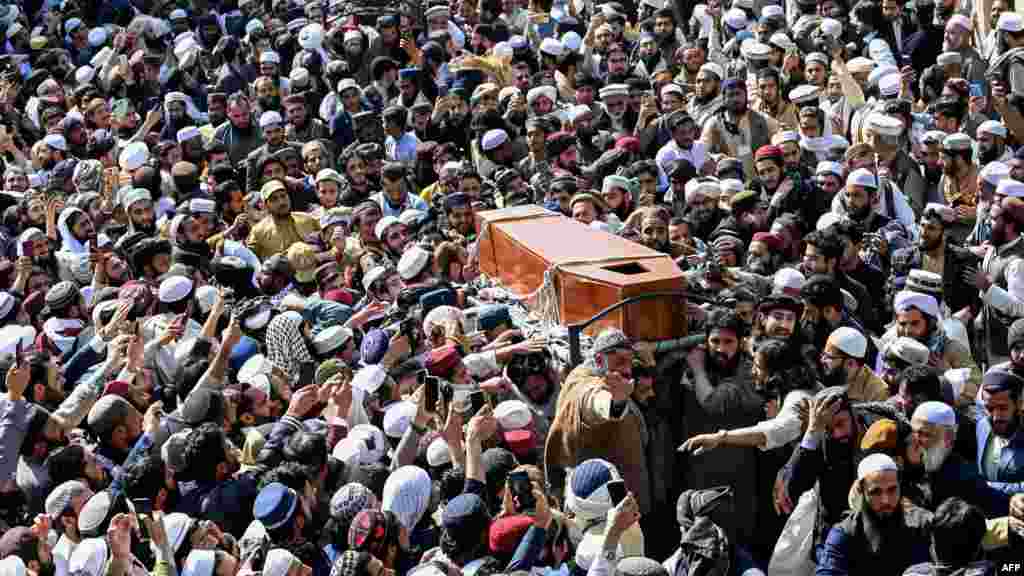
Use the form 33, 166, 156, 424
465, 390, 486, 417
424, 375, 440, 410
299, 361, 317, 386
508, 470, 536, 512
131, 497, 152, 515
606, 480, 627, 506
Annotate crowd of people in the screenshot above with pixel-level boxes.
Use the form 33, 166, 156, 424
0, 0, 1023, 576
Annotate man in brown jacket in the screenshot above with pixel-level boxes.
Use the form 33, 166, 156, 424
544, 329, 649, 514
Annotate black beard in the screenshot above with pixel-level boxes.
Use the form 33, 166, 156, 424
849, 205, 872, 221
979, 147, 1002, 165
822, 364, 848, 388
924, 167, 942, 185
696, 92, 716, 105
133, 221, 157, 236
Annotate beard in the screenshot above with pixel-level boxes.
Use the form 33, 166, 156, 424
918, 233, 943, 252
922, 442, 951, 472
993, 223, 1010, 246
132, 219, 157, 235
848, 203, 872, 221
992, 414, 1019, 437
696, 91, 717, 105
802, 319, 830, 352
822, 363, 849, 388
863, 496, 901, 530
923, 166, 942, 185
706, 348, 738, 374
979, 145, 1003, 165
747, 256, 773, 275
690, 207, 715, 227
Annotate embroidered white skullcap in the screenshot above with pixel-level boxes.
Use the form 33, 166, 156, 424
997, 178, 1024, 198
375, 215, 401, 241
816, 161, 843, 176
426, 437, 451, 467
599, 84, 629, 99
260, 50, 280, 64
846, 168, 877, 189
88, 27, 108, 47
299, 23, 324, 50
867, 113, 903, 136
878, 72, 901, 97
826, 326, 867, 359
857, 453, 898, 480
912, 400, 957, 427
44, 133, 67, 151
699, 62, 725, 79
884, 336, 930, 365
998, 12, 1024, 32
383, 400, 417, 439
847, 57, 875, 73
397, 246, 431, 280
773, 267, 805, 295
981, 162, 1010, 186
481, 129, 509, 151
526, 85, 557, 107
868, 64, 899, 86
724, 7, 747, 28
768, 32, 795, 52
762, 5, 784, 19
177, 126, 201, 143
893, 290, 940, 319
936, 52, 962, 67
946, 14, 971, 31
539, 37, 564, 57
75, 65, 95, 85
820, 18, 842, 38
720, 178, 743, 194
158, 276, 193, 303
262, 550, 297, 576
119, 141, 149, 171
259, 111, 283, 128
816, 211, 843, 231
978, 120, 1008, 138
494, 400, 533, 430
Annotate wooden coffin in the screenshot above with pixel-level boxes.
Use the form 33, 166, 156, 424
475, 206, 687, 341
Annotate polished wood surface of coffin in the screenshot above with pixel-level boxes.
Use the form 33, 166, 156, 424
476, 207, 687, 340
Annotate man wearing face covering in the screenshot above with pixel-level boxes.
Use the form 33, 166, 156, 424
159, 93, 197, 144
816, 454, 932, 575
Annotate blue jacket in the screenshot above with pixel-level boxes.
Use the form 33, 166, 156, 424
816, 506, 932, 576
974, 415, 1024, 494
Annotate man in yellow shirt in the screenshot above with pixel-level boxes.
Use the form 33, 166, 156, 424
246, 179, 320, 260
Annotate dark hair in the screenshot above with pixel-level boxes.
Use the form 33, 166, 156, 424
931, 498, 986, 565
833, 219, 865, 245
46, 444, 88, 486
803, 230, 843, 260
120, 455, 168, 502
756, 67, 781, 84
283, 431, 327, 471
183, 423, 228, 483
705, 308, 744, 338
653, 7, 675, 20
896, 365, 943, 401
260, 461, 315, 494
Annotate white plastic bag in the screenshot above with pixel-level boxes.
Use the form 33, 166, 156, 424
767, 490, 817, 576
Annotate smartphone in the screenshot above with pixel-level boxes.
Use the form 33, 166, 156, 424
299, 361, 317, 386
507, 470, 536, 512
970, 82, 985, 98
465, 390, 486, 417
21, 240, 33, 258
131, 497, 152, 515
606, 480, 627, 506
424, 375, 440, 411
14, 338, 23, 367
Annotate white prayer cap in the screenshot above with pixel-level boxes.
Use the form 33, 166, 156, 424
397, 246, 431, 280
867, 113, 903, 136
75, 65, 95, 85
375, 216, 401, 241
816, 211, 843, 231
494, 400, 532, 430
0, 324, 36, 357
816, 161, 843, 177
847, 57, 875, 73
383, 400, 417, 438
773, 267, 805, 296
820, 18, 842, 38
259, 111, 283, 128
526, 85, 557, 107
260, 50, 280, 64
481, 129, 509, 151
313, 325, 353, 356
923, 202, 955, 224
158, 276, 194, 304
878, 73, 901, 97
724, 7, 747, 29
936, 52, 962, 66
911, 400, 957, 427
857, 453, 898, 480
539, 37, 564, 57
998, 11, 1024, 32
44, 134, 67, 151
262, 550, 297, 576
176, 126, 201, 143
997, 178, 1024, 198
599, 84, 629, 99
826, 326, 867, 359
194, 285, 218, 314
699, 62, 725, 80
88, 27, 108, 47
920, 130, 947, 145
120, 188, 151, 210
868, 64, 899, 86
561, 31, 585, 53
426, 437, 451, 467
189, 197, 216, 215
299, 23, 324, 50
118, 142, 149, 171
981, 162, 1010, 186
978, 120, 1008, 138
846, 168, 877, 189
893, 290, 940, 319
883, 336, 930, 365
720, 178, 744, 194
661, 83, 683, 98
762, 5, 784, 19
349, 424, 387, 464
